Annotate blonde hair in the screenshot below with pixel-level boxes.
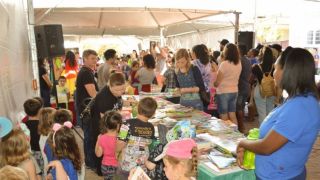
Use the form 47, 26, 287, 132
0, 165, 28, 180
163, 146, 198, 177
0, 129, 30, 166
175, 48, 192, 73
38, 107, 56, 136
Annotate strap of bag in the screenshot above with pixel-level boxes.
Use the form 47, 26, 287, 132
72, 127, 84, 141
80, 97, 96, 117
258, 64, 274, 75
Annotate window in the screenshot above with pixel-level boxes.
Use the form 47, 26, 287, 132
307, 30, 314, 44
315, 30, 320, 44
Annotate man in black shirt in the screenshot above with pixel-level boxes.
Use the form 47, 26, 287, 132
75, 49, 98, 169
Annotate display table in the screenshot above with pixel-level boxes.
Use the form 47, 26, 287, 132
198, 163, 256, 180
122, 94, 256, 180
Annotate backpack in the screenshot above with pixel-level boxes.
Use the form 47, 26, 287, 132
258, 64, 275, 98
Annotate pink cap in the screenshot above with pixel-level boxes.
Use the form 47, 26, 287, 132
155, 138, 197, 161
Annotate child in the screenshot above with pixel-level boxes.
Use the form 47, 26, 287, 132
0, 129, 38, 180
22, 97, 44, 123
129, 61, 140, 94
23, 98, 44, 175
154, 138, 198, 180
117, 97, 157, 179
95, 111, 122, 180
47, 122, 81, 180
46, 109, 85, 180
207, 61, 218, 117
0, 165, 29, 180
38, 107, 56, 176
56, 76, 70, 109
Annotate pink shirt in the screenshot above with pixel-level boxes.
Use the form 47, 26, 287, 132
216, 61, 242, 94
98, 134, 118, 166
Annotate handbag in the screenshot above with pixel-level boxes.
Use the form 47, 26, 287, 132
79, 97, 96, 126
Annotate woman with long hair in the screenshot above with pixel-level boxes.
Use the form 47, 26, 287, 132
237, 48, 320, 179
64, 51, 78, 96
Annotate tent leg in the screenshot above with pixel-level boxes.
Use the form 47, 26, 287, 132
160, 27, 165, 47
234, 12, 240, 44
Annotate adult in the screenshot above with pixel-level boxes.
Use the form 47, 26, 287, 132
192, 44, 212, 109
64, 51, 78, 96
175, 48, 205, 111
237, 48, 320, 179
236, 45, 252, 133
135, 54, 156, 92
97, 49, 117, 90
217, 39, 229, 64
75, 49, 98, 168
38, 57, 52, 107
214, 43, 242, 124
252, 46, 276, 124
247, 48, 259, 65
155, 48, 168, 86
91, 72, 126, 175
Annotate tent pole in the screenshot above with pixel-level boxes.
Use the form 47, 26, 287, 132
234, 12, 240, 44
160, 27, 165, 46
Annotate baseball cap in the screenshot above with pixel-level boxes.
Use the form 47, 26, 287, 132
219, 39, 229, 46
0, 117, 13, 138
154, 138, 197, 161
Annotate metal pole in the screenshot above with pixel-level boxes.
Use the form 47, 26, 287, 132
234, 12, 240, 44
27, 0, 40, 96
160, 27, 165, 47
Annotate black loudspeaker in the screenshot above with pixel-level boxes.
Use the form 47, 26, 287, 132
238, 31, 254, 50
34, 25, 65, 58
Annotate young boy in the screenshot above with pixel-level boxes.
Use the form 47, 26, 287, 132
117, 97, 157, 179
56, 76, 70, 109
23, 98, 44, 175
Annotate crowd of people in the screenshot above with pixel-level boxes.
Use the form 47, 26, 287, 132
1, 38, 320, 180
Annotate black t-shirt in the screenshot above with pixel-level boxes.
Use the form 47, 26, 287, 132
25, 120, 40, 151
118, 118, 155, 142
39, 66, 50, 91
252, 64, 274, 84
91, 85, 123, 139
75, 66, 98, 113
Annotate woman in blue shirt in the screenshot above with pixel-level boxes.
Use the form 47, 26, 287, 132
237, 48, 320, 180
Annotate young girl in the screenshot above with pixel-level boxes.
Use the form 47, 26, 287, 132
141, 138, 198, 180
175, 48, 206, 110
38, 107, 56, 176
47, 122, 81, 180
129, 61, 140, 94
135, 54, 157, 92
0, 129, 38, 180
95, 111, 122, 180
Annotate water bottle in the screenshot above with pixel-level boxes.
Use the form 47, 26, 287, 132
243, 128, 260, 169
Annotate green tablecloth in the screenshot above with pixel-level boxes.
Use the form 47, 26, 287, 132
198, 163, 256, 180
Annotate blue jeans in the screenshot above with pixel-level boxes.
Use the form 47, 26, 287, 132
83, 123, 96, 168
254, 85, 275, 124
216, 92, 238, 114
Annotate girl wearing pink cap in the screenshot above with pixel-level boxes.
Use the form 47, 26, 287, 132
159, 138, 198, 180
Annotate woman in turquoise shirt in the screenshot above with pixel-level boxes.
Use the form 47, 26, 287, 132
237, 48, 320, 180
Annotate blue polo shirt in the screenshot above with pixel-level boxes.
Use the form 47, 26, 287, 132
255, 93, 320, 179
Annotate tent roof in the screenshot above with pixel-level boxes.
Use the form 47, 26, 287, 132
34, 1, 237, 37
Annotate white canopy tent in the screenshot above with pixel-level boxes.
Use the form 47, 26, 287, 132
33, 0, 243, 45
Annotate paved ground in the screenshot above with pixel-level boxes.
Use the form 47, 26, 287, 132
85, 118, 320, 179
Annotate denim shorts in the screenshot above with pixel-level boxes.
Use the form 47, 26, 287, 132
216, 92, 238, 114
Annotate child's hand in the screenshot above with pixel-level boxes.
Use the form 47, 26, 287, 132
128, 168, 137, 180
